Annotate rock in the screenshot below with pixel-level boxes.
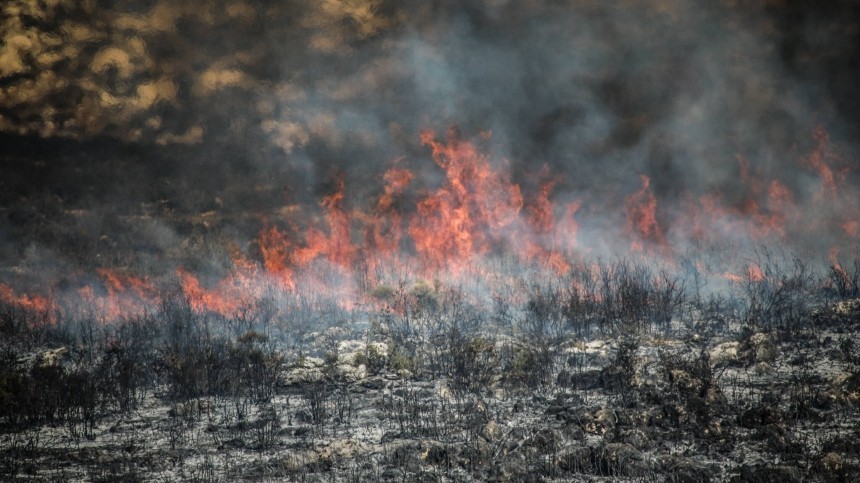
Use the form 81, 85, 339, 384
299, 356, 325, 368
834, 298, 860, 318
524, 428, 559, 454
594, 408, 617, 429
278, 366, 326, 386
481, 420, 502, 442
318, 438, 367, 461
556, 446, 593, 473
566, 339, 608, 356
710, 341, 740, 366
271, 450, 324, 473
615, 428, 653, 450
336, 340, 388, 366
817, 451, 844, 474
752, 362, 773, 375
670, 368, 704, 395
334, 363, 366, 382
492, 451, 529, 481
739, 406, 784, 428
742, 332, 778, 364
586, 340, 607, 352
38, 347, 69, 367
419, 440, 449, 465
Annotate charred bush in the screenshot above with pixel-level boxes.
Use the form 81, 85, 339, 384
736, 249, 815, 331
599, 338, 639, 392
501, 344, 555, 390
562, 261, 602, 337
521, 282, 569, 345
225, 330, 282, 402
826, 256, 860, 300
658, 348, 727, 428
378, 283, 486, 379
95, 340, 148, 413
449, 336, 497, 394
297, 381, 353, 433
387, 385, 446, 438
558, 443, 647, 477
564, 260, 686, 335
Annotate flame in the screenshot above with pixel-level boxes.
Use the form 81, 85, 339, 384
625, 174, 665, 252
806, 126, 841, 200
3, 126, 857, 323
520, 171, 581, 274
93, 269, 159, 320
178, 265, 258, 317
408, 128, 523, 271
827, 246, 852, 290
0, 283, 51, 315
362, 165, 412, 279
259, 224, 296, 289
723, 262, 765, 283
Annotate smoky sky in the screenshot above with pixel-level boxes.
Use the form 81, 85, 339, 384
1, 0, 859, 279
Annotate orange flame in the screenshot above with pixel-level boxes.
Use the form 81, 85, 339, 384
4, 126, 857, 324
723, 262, 765, 283
92, 269, 158, 320
625, 174, 665, 252
408, 128, 523, 271
0, 283, 51, 315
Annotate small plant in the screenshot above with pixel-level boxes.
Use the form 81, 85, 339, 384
450, 337, 497, 393
388, 344, 416, 373
736, 249, 815, 331
827, 257, 860, 300
370, 284, 396, 301
600, 337, 639, 392
354, 342, 387, 375
503, 345, 554, 390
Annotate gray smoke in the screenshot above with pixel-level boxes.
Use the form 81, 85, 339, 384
0, 0, 858, 288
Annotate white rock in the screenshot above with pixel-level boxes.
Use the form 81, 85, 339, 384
709, 342, 740, 366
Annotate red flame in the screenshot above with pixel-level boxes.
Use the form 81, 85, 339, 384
0, 283, 51, 316
723, 262, 765, 283
625, 175, 665, 252
3, 126, 856, 323
408, 128, 524, 271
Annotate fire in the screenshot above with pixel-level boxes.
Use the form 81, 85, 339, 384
526, 176, 557, 234
408, 128, 524, 271
521, 171, 581, 274
360, 165, 413, 280
2, 126, 857, 324
93, 269, 159, 320
723, 262, 765, 283
259, 224, 296, 289
806, 126, 842, 200
178, 266, 259, 318
625, 175, 665, 252
0, 283, 51, 316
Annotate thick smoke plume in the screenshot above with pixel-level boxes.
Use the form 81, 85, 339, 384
0, 0, 858, 319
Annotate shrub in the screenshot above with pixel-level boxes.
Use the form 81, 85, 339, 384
450, 337, 497, 393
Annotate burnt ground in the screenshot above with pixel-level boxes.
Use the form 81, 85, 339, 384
1, 287, 859, 482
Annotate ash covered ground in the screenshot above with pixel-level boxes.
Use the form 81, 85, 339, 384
2, 267, 860, 482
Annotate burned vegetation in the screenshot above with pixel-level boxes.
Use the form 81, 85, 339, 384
1, 251, 859, 482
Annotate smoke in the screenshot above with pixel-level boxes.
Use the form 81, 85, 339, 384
0, 0, 858, 296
